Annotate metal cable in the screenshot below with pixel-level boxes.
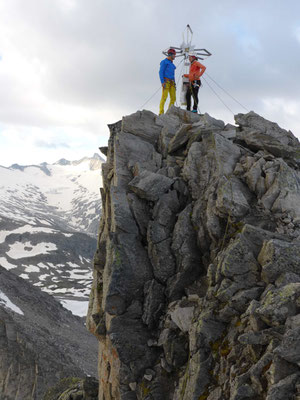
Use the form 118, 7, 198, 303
205, 72, 249, 112
139, 86, 162, 110
202, 75, 235, 115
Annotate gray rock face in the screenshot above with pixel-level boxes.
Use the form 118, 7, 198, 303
0, 266, 98, 400
88, 106, 300, 399
129, 170, 174, 202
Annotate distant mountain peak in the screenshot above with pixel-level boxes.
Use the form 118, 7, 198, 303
54, 153, 104, 168
55, 158, 71, 166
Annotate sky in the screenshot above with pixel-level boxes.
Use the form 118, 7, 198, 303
0, 0, 300, 167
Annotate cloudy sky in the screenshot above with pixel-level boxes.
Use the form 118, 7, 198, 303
0, 0, 299, 167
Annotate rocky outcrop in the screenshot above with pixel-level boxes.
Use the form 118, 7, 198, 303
0, 265, 98, 399
43, 377, 99, 400
88, 107, 300, 399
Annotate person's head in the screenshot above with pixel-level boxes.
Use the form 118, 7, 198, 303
189, 54, 197, 63
167, 48, 176, 60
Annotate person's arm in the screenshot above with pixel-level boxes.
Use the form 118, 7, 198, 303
183, 67, 192, 81
159, 60, 167, 86
198, 62, 206, 78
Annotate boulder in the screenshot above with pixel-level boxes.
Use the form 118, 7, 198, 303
128, 170, 174, 202
122, 110, 162, 145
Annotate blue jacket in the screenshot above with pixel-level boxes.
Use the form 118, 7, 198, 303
159, 58, 176, 84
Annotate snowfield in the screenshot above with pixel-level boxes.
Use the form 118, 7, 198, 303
0, 155, 102, 316
0, 155, 103, 235
7, 241, 58, 259
0, 290, 24, 315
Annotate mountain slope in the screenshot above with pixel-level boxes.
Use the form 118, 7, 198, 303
0, 265, 98, 400
0, 153, 103, 236
0, 154, 103, 316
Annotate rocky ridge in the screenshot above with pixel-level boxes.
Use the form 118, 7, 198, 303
0, 265, 98, 400
88, 107, 300, 399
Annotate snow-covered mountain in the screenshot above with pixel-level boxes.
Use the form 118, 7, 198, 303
0, 153, 103, 236
0, 154, 103, 316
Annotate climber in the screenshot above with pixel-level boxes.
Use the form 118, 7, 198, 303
183, 54, 206, 113
159, 48, 176, 115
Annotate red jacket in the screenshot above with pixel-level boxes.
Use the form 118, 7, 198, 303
184, 60, 206, 81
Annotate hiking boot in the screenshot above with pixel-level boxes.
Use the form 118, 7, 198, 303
192, 110, 197, 113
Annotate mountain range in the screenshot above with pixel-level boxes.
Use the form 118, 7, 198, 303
0, 153, 103, 316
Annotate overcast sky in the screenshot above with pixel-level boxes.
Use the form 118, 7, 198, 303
0, 0, 299, 167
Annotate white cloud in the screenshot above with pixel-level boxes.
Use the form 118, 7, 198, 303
261, 97, 300, 136
295, 27, 300, 43
0, 0, 299, 166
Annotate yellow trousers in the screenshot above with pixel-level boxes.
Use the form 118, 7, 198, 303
159, 81, 176, 115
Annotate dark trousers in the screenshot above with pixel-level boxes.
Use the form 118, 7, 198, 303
186, 80, 201, 111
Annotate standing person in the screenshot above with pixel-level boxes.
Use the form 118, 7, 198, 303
159, 48, 176, 115
184, 54, 206, 113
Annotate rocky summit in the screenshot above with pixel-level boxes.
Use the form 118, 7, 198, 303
87, 106, 300, 400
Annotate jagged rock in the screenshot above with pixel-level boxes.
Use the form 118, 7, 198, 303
266, 355, 299, 386
168, 123, 193, 153
236, 127, 300, 166
238, 327, 283, 345
108, 315, 159, 380
167, 204, 203, 300
142, 279, 165, 328
215, 175, 253, 218
230, 287, 264, 312
183, 131, 242, 199
163, 331, 189, 368
265, 373, 300, 400
127, 193, 151, 237
275, 272, 300, 287
111, 186, 139, 234
217, 232, 260, 279
230, 383, 256, 400
207, 387, 223, 400
104, 233, 153, 315
274, 326, 300, 364
170, 304, 194, 333
157, 114, 182, 157
258, 239, 300, 283
235, 111, 299, 147
256, 283, 300, 326
122, 110, 162, 145
148, 238, 176, 284
259, 159, 300, 219
88, 107, 300, 400
128, 170, 174, 202
175, 353, 213, 399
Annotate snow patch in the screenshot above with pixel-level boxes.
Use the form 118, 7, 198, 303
7, 241, 57, 259
0, 257, 17, 270
24, 265, 40, 273
60, 299, 89, 317
0, 290, 24, 315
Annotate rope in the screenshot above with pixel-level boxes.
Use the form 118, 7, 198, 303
139, 86, 161, 110
202, 75, 235, 115
205, 72, 249, 113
